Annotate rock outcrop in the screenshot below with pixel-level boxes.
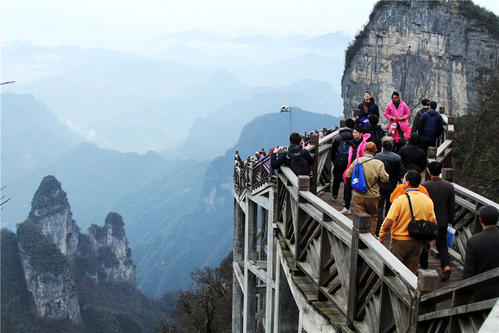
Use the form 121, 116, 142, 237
15, 175, 137, 324
28, 175, 79, 257
17, 220, 81, 323
87, 213, 136, 284
342, 0, 499, 120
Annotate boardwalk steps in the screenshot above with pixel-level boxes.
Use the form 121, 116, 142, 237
233, 113, 499, 332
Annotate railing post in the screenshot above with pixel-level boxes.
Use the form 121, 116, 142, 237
347, 212, 371, 327
414, 269, 440, 332
295, 176, 310, 261
248, 161, 254, 189
310, 133, 319, 194
340, 119, 346, 128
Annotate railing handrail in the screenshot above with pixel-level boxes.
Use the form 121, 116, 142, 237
278, 164, 418, 291
453, 183, 499, 210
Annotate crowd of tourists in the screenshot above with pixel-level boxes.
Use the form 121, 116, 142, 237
267, 90, 499, 300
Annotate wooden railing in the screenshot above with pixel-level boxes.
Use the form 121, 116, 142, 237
233, 118, 499, 332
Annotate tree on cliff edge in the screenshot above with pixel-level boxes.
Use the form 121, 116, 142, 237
454, 65, 499, 202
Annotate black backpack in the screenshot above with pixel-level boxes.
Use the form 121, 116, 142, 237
335, 139, 353, 166
286, 150, 310, 176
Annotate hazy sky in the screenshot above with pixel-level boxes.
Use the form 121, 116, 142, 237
3, 0, 497, 51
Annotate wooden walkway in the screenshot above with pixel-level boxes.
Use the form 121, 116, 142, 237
318, 184, 464, 289
233, 120, 499, 333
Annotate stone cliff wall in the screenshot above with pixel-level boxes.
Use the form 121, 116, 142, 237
16, 176, 136, 324
17, 221, 81, 323
88, 212, 136, 284
341, 0, 499, 121
28, 176, 79, 257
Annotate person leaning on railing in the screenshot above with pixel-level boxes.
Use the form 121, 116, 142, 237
379, 170, 437, 274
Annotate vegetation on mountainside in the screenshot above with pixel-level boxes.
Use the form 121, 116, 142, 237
159, 253, 233, 333
456, 0, 499, 38
16, 220, 70, 276
453, 65, 499, 202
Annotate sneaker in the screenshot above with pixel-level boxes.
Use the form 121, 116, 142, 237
331, 195, 338, 201
340, 208, 351, 215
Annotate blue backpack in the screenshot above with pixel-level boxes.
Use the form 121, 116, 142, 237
351, 158, 373, 193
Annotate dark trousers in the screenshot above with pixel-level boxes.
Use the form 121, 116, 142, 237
420, 139, 435, 152
377, 184, 396, 236
331, 164, 347, 197
344, 180, 352, 209
436, 226, 450, 269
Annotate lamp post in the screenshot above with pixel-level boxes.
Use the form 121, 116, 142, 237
280, 105, 292, 135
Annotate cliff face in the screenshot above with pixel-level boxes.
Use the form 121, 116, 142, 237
341, 0, 499, 119
15, 175, 137, 325
87, 213, 136, 284
17, 220, 81, 324
28, 175, 79, 257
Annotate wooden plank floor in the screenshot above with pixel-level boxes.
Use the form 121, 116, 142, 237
318, 182, 463, 289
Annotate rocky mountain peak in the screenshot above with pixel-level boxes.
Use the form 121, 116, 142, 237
28, 175, 70, 221
341, 0, 499, 119
28, 175, 79, 257
88, 212, 136, 284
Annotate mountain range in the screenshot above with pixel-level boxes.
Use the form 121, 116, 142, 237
1, 92, 340, 296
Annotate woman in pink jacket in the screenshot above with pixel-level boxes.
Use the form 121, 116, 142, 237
384, 91, 412, 150
341, 126, 371, 214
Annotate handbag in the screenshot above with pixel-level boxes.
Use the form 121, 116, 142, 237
405, 193, 439, 240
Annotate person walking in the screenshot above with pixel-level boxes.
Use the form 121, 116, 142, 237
463, 205, 499, 301
384, 91, 412, 151
375, 137, 405, 236
418, 101, 443, 152
423, 161, 455, 281
341, 126, 371, 214
379, 170, 437, 274
331, 119, 355, 201
412, 98, 429, 133
398, 133, 427, 173
346, 142, 389, 234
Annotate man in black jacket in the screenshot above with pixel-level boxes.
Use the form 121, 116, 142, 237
418, 101, 443, 151
463, 205, 499, 301
398, 133, 427, 173
330, 119, 355, 201
412, 98, 429, 133
423, 161, 455, 281
375, 136, 405, 236
271, 132, 314, 176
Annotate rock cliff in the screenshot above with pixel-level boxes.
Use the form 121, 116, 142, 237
87, 213, 136, 283
15, 176, 137, 325
17, 220, 81, 323
28, 175, 79, 257
341, 0, 499, 120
